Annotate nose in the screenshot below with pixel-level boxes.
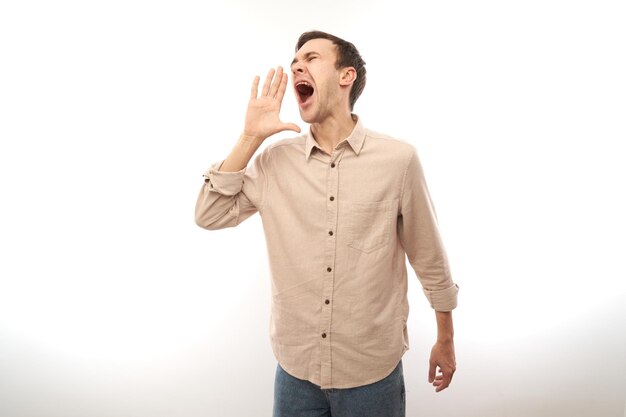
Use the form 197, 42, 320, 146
291, 61, 304, 74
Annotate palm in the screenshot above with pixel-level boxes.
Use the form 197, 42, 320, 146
244, 66, 300, 141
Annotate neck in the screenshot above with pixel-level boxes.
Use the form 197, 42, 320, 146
310, 112, 357, 153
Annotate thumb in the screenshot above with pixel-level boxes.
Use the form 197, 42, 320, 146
281, 123, 301, 133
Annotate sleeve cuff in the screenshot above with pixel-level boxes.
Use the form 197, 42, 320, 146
422, 283, 459, 311
202, 159, 246, 196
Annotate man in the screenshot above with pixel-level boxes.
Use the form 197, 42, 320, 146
195, 30, 459, 417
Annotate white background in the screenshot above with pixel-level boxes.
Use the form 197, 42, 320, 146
1, 1, 625, 416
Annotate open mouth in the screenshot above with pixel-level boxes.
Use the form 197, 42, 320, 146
295, 81, 314, 104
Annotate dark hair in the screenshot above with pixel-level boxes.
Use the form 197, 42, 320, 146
295, 30, 366, 111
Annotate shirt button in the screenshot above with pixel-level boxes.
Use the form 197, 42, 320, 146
322, 333, 327, 338
329, 196, 334, 201
331, 162, 336, 168
325, 299, 330, 304
328, 231, 333, 236
327, 267, 332, 272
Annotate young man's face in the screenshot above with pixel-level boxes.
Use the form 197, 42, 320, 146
291, 38, 346, 124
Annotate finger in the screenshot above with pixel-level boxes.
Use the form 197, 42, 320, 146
269, 66, 283, 97
428, 362, 436, 383
250, 75, 260, 100
443, 364, 456, 381
436, 381, 450, 392
275, 73, 289, 101
261, 68, 275, 96
448, 367, 456, 382
437, 369, 453, 391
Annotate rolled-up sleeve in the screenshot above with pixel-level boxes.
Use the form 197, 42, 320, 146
398, 147, 459, 311
194, 145, 271, 230
202, 160, 247, 196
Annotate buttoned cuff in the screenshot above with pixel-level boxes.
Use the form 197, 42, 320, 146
422, 283, 459, 311
202, 159, 246, 196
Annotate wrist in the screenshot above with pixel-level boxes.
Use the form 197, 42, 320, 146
240, 131, 265, 145
237, 133, 263, 151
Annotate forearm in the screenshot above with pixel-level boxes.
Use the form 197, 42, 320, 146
435, 310, 454, 343
218, 133, 263, 172
195, 134, 262, 229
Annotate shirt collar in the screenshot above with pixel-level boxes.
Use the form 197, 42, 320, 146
304, 114, 366, 160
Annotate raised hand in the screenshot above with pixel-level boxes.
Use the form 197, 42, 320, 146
243, 66, 301, 143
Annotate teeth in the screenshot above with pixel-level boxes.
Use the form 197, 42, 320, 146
296, 81, 311, 87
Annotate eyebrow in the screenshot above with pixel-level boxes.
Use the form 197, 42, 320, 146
291, 51, 319, 67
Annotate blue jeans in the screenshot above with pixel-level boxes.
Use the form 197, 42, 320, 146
272, 360, 406, 417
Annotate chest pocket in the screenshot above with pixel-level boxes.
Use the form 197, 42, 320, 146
345, 200, 395, 254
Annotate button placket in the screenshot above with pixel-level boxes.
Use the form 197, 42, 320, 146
319, 147, 345, 388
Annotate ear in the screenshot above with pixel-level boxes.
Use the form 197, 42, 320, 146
339, 67, 357, 86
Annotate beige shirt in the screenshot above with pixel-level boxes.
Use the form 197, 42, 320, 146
195, 116, 459, 389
